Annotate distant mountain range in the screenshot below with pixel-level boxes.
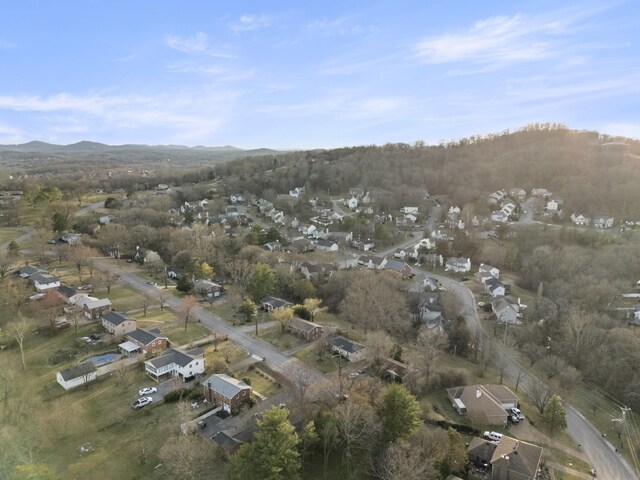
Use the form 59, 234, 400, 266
0, 141, 282, 164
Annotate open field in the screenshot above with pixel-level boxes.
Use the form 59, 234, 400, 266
0, 228, 22, 245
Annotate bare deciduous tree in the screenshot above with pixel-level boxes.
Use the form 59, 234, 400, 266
226, 258, 255, 299
528, 378, 553, 414
7, 319, 31, 371
101, 270, 119, 294
178, 295, 199, 332
158, 289, 170, 310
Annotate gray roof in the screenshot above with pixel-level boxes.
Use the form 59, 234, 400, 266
20, 265, 45, 277
57, 285, 76, 298
31, 273, 59, 284
128, 328, 165, 346
59, 361, 97, 381
260, 296, 292, 309
204, 374, 251, 399
385, 259, 410, 273
146, 348, 196, 368
327, 335, 365, 353
102, 311, 134, 326
289, 317, 323, 333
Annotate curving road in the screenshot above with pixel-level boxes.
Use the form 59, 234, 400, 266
422, 270, 638, 480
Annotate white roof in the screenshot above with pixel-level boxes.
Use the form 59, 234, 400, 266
119, 341, 140, 353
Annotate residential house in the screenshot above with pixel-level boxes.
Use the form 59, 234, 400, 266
19, 265, 45, 278
631, 304, 640, 325
289, 186, 305, 198
349, 187, 365, 198
56, 285, 77, 302
404, 212, 419, 224
194, 279, 222, 298
126, 328, 169, 356
545, 198, 562, 212
358, 255, 387, 270
467, 434, 543, 480
393, 247, 412, 260
229, 194, 245, 204
501, 202, 516, 217
101, 311, 137, 336
570, 213, 591, 226
327, 231, 353, 246
256, 199, 274, 213
263, 240, 283, 252
59, 233, 82, 245
326, 335, 367, 362
420, 275, 440, 292
488, 190, 507, 205
345, 196, 358, 209
336, 254, 359, 270
377, 356, 417, 384
531, 188, 551, 198
31, 273, 60, 292
352, 240, 375, 251
132, 247, 162, 265
290, 238, 314, 254
413, 238, 435, 255
203, 373, 252, 413
99, 215, 112, 225
491, 211, 509, 223
299, 262, 333, 280
145, 348, 205, 382
384, 259, 413, 279
56, 362, 97, 390
82, 297, 112, 320
492, 298, 521, 325
166, 266, 185, 279
593, 215, 614, 229
447, 384, 519, 426
260, 296, 293, 312
314, 239, 339, 252
509, 188, 526, 201
286, 317, 324, 342
445, 257, 471, 273
401, 206, 419, 215
478, 263, 500, 279
485, 277, 506, 298
422, 253, 444, 269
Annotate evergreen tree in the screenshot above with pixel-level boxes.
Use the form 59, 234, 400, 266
247, 263, 276, 302
542, 394, 567, 433
379, 384, 422, 442
176, 274, 194, 293
227, 406, 300, 480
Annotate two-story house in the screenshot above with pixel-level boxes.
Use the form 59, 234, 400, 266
101, 311, 136, 336
126, 328, 168, 356
145, 348, 205, 382
203, 374, 252, 413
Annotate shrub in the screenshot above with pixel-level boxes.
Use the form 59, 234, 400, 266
241, 377, 251, 386
164, 388, 192, 403
187, 389, 204, 401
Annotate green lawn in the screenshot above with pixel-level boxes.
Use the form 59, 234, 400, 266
294, 343, 338, 374
252, 326, 306, 351
160, 321, 212, 347
0, 322, 195, 479
0, 228, 22, 245
239, 367, 280, 397
101, 285, 146, 311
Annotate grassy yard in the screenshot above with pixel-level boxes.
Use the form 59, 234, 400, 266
251, 326, 306, 351
0, 322, 194, 479
0, 228, 22, 245
202, 341, 248, 370
294, 343, 339, 374
101, 284, 146, 311
160, 321, 212, 347
238, 367, 280, 397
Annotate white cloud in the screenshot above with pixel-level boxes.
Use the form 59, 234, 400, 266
165, 32, 235, 58
414, 14, 569, 67
229, 14, 271, 33
0, 89, 240, 143
307, 17, 367, 36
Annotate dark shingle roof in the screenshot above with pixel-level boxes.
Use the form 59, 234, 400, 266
146, 348, 196, 369
59, 361, 97, 381
327, 335, 364, 353
260, 296, 292, 309
57, 285, 76, 298
204, 374, 251, 399
31, 273, 59, 284
102, 311, 134, 326
289, 317, 323, 333
127, 328, 165, 346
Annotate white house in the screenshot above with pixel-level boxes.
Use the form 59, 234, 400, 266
31, 273, 61, 292
289, 186, 305, 197
401, 206, 419, 215
509, 188, 527, 200
493, 297, 522, 325
229, 194, 245, 204
358, 255, 387, 270
448, 206, 461, 216
491, 211, 509, 223
346, 196, 358, 209
570, 213, 591, 226
485, 277, 506, 298
144, 348, 205, 382
445, 257, 471, 273
488, 190, 507, 204
545, 199, 560, 212
56, 362, 97, 390
594, 215, 614, 229
478, 263, 500, 279
501, 202, 516, 216
413, 238, 435, 255
531, 188, 551, 198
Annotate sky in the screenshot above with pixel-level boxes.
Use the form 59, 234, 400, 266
0, 0, 639, 149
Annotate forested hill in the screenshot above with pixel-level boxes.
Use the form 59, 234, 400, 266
0, 141, 281, 166
217, 124, 640, 218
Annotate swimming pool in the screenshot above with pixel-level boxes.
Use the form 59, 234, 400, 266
88, 353, 121, 367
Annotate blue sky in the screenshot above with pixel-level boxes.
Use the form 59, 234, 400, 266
0, 1, 639, 149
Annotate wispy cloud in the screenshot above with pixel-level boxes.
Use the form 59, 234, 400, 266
0, 90, 241, 143
600, 122, 640, 140
414, 14, 570, 68
307, 17, 367, 36
165, 32, 235, 58
229, 14, 271, 33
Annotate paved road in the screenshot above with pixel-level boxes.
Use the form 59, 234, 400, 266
93, 258, 325, 384
418, 268, 638, 479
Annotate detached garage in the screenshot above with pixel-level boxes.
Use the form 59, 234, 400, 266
56, 361, 97, 390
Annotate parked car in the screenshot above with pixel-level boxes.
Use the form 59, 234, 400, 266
146, 280, 156, 285
511, 407, 525, 421
348, 372, 360, 379
131, 397, 153, 409
483, 431, 503, 442
138, 387, 158, 396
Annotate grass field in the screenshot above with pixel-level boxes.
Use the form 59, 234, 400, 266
102, 284, 146, 311
294, 343, 338, 374
0, 228, 22, 245
252, 326, 306, 351
0, 322, 200, 479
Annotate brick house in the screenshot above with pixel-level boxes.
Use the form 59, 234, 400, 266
286, 317, 324, 342
203, 374, 252, 413
126, 328, 168, 356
